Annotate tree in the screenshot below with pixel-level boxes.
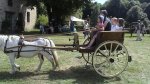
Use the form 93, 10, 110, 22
36, 2, 47, 16
141, 2, 149, 10
144, 3, 150, 20
126, 5, 147, 23
102, 0, 129, 18
139, 0, 150, 3
90, 2, 101, 26
143, 18, 150, 28
128, 0, 141, 9
24, 0, 92, 32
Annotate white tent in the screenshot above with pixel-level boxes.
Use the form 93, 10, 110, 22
70, 16, 84, 22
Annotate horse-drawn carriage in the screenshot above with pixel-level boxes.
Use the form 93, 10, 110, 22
0, 31, 131, 78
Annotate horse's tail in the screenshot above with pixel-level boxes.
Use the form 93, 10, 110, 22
48, 39, 59, 67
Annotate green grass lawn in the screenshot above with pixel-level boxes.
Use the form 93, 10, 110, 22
0, 33, 150, 84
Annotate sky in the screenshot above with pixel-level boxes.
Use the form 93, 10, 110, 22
94, 0, 108, 4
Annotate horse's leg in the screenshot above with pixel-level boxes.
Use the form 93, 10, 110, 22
51, 50, 59, 69
34, 53, 44, 72
42, 51, 56, 70
8, 54, 16, 74
47, 40, 59, 70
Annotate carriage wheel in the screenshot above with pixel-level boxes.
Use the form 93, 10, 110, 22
82, 37, 93, 64
93, 41, 129, 78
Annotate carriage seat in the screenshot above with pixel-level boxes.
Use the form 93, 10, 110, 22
96, 31, 124, 44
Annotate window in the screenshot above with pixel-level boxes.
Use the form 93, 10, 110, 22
8, 0, 13, 7
27, 12, 30, 22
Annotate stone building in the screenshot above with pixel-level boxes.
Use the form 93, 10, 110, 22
0, 0, 37, 33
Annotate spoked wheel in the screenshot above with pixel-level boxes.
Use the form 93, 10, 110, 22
93, 41, 129, 78
82, 37, 93, 64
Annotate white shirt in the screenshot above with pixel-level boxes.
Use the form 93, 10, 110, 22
111, 25, 123, 31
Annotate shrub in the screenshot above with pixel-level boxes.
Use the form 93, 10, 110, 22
36, 15, 48, 28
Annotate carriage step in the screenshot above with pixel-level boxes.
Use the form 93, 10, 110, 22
128, 56, 132, 62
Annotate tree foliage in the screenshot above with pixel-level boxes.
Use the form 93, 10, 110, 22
36, 2, 47, 16
102, 0, 128, 18
144, 3, 150, 20
128, 0, 141, 9
101, 0, 150, 28
24, 0, 92, 32
126, 5, 147, 23
139, 0, 150, 3
37, 15, 48, 25
90, 2, 101, 26
42, 0, 91, 24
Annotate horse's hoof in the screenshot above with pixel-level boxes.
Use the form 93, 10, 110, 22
15, 64, 20, 71
55, 68, 59, 71
53, 66, 60, 71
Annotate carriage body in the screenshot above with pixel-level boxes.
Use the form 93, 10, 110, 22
78, 31, 130, 78
79, 31, 124, 52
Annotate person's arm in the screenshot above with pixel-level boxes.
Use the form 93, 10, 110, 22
95, 23, 104, 31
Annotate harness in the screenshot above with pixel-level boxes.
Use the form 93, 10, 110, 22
4, 36, 52, 59
17, 37, 24, 58
4, 36, 24, 58
4, 36, 9, 53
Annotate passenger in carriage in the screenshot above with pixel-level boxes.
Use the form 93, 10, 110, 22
111, 17, 123, 31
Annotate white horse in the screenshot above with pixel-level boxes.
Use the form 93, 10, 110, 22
0, 35, 59, 74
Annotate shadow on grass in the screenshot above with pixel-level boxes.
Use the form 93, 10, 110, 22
0, 65, 121, 83
0, 71, 33, 80
0, 71, 47, 80
48, 65, 121, 84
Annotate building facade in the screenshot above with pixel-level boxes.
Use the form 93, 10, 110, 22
0, 0, 37, 33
